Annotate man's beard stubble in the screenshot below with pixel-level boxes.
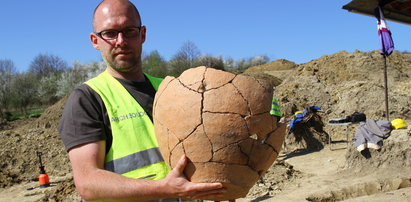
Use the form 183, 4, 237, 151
104, 55, 140, 73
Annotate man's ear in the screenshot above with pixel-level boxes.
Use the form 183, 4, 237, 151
140, 26, 146, 43
90, 33, 99, 50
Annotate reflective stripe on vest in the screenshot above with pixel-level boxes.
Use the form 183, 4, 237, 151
105, 147, 163, 174
85, 70, 169, 180
270, 97, 282, 117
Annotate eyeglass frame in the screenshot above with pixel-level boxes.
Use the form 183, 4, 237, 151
94, 26, 143, 40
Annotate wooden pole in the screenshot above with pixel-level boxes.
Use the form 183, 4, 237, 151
383, 55, 389, 120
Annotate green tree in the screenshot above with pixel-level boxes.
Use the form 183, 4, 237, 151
27, 54, 69, 105
249, 55, 270, 66
233, 56, 270, 71
84, 61, 106, 80
56, 61, 103, 98
142, 51, 168, 78
10, 72, 39, 116
194, 55, 225, 70
28, 54, 69, 105
37, 72, 61, 105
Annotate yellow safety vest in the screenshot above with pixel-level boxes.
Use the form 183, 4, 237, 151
270, 97, 282, 117
85, 70, 169, 180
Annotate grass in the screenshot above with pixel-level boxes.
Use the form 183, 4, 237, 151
6, 108, 45, 121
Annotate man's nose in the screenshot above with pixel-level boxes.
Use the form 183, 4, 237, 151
115, 32, 127, 46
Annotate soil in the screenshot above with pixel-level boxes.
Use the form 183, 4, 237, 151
0, 50, 410, 202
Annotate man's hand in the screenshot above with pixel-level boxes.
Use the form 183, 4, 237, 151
160, 155, 227, 200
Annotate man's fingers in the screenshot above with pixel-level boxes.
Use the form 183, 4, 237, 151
169, 158, 227, 200
189, 182, 224, 192
190, 187, 227, 200
182, 186, 226, 200
185, 182, 226, 200
173, 155, 188, 173
174, 155, 187, 173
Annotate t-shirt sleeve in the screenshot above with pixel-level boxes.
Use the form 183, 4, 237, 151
58, 84, 107, 152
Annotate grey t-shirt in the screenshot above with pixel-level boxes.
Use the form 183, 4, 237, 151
58, 76, 156, 152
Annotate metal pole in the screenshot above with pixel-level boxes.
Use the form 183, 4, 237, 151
383, 55, 389, 120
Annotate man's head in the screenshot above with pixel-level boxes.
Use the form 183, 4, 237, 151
90, 0, 146, 76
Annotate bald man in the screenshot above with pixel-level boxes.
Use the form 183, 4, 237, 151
58, 0, 226, 201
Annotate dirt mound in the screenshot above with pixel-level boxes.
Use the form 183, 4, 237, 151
0, 96, 70, 189
1, 50, 410, 201
296, 50, 411, 85
242, 71, 283, 87
244, 160, 304, 200
32, 95, 68, 132
245, 59, 297, 82
344, 126, 411, 171
245, 59, 297, 72
301, 125, 411, 202
276, 50, 411, 142
306, 176, 411, 201
38, 175, 80, 202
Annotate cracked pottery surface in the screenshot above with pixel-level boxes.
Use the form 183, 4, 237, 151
153, 66, 286, 200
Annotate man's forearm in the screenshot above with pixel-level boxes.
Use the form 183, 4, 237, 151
74, 168, 168, 201
69, 142, 225, 201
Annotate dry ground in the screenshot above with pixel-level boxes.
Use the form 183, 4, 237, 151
1, 50, 410, 201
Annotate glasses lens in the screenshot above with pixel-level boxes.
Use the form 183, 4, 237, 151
100, 30, 118, 40
123, 27, 140, 38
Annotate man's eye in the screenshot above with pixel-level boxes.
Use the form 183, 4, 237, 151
102, 31, 117, 38
125, 28, 138, 35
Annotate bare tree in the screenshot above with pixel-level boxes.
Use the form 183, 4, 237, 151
27, 54, 70, 105
169, 41, 201, 76
179, 41, 201, 63
0, 59, 16, 120
28, 53, 68, 76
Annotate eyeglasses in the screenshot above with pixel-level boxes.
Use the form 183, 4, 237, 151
95, 26, 142, 40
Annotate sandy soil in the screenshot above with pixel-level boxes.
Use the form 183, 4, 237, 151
236, 126, 411, 202
0, 50, 410, 201
0, 121, 410, 202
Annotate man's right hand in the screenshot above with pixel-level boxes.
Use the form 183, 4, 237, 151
159, 155, 227, 200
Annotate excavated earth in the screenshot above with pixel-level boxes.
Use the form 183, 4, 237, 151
0, 50, 410, 201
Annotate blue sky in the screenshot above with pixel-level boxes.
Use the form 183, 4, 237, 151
1, 0, 410, 72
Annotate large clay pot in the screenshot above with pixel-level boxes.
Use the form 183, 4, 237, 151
153, 66, 286, 200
